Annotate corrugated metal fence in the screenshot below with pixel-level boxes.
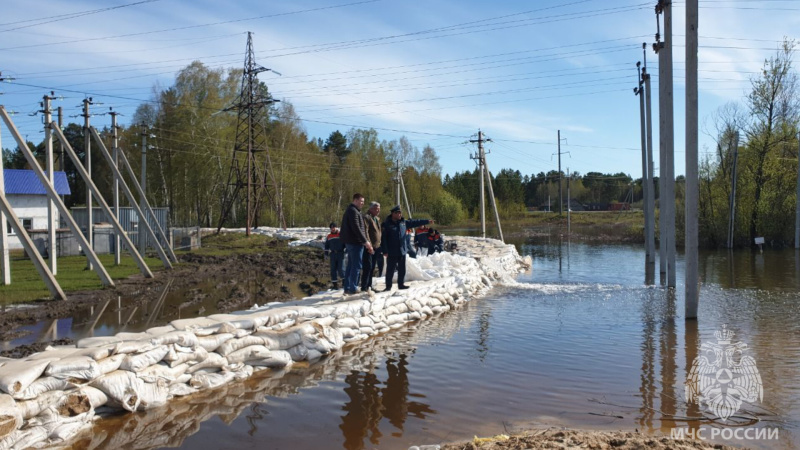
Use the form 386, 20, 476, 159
70, 207, 169, 250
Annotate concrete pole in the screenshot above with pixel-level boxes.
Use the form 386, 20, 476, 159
558, 130, 563, 216
483, 158, 504, 242
140, 124, 147, 256
637, 62, 652, 262
567, 167, 571, 235
43, 95, 57, 275
644, 67, 656, 264
685, 0, 699, 319
478, 131, 486, 238
0, 124, 9, 285
395, 160, 401, 207
111, 112, 121, 265
83, 99, 93, 269
400, 174, 412, 219
665, 1, 677, 287
795, 132, 800, 249
658, 41, 667, 277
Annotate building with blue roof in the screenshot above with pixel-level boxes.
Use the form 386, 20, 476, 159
3, 169, 71, 248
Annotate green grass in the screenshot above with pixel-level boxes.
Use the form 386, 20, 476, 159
449, 210, 644, 228
0, 252, 165, 303
192, 232, 278, 257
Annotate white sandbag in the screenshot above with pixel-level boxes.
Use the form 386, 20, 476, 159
189, 371, 235, 390
14, 391, 64, 420
97, 354, 125, 375
245, 350, 292, 369
90, 370, 169, 412
359, 327, 377, 336
145, 325, 176, 336
77, 386, 108, 409
150, 330, 199, 348
0, 359, 12, 369
168, 383, 197, 397
406, 299, 423, 312
28, 347, 80, 360
0, 394, 21, 439
408, 311, 422, 321
285, 344, 308, 362
261, 307, 299, 327
338, 327, 357, 339
196, 333, 234, 352
267, 319, 296, 331
119, 346, 169, 373
163, 346, 208, 367
47, 411, 94, 443
227, 363, 254, 380
215, 336, 265, 356
45, 356, 102, 381
225, 345, 272, 365
116, 332, 151, 341
254, 328, 302, 350
11, 377, 74, 400
0, 358, 56, 395
185, 353, 228, 374
421, 306, 434, 317
357, 317, 375, 328
114, 339, 158, 355
334, 317, 359, 330
170, 316, 218, 331
306, 349, 323, 361
137, 363, 190, 383
0, 426, 47, 450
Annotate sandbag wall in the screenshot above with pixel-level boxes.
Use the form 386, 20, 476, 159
0, 236, 530, 450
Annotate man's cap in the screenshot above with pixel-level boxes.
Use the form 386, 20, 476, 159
390, 205, 402, 213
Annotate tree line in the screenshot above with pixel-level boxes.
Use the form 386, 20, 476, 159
2, 40, 799, 247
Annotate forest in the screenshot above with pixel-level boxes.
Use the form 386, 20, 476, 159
2, 42, 799, 248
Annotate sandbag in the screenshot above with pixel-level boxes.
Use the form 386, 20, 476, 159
90, 370, 169, 412
76, 335, 122, 349
0, 358, 56, 396
97, 354, 126, 375
245, 350, 292, 369
0, 394, 21, 440
150, 330, 199, 348
285, 344, 308, 362
11, 377, 74, 400
137, 363, 190, 383
189, 371, 235, 390
196, 333, 234, 352
168, 383, 197, 397
254, 328, 302, 350
45, 356, 102, 381
163, 346, 208, 367
114, 339, 158, 355
216, 336, 265, 356
119, 346, 169, 373
77, 386, 108, 409
185, 353, 228, 374
0, 426, 47, 450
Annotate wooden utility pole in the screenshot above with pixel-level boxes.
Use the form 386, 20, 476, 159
685, 0, 699, 319
43, 93, 57, 274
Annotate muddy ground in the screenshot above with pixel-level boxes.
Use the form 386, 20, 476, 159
440, 428, 739, 450
0, 240, 330, 355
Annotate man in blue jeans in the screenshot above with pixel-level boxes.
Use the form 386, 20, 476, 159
339, 193, 374, 295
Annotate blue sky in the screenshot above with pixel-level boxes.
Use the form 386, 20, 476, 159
1, 0, 798, 180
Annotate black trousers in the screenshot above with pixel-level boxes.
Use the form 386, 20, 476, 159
385, 254, 406, 289
360, 250, 376, 290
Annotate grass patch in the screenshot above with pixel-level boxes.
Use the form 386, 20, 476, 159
449, 211, 644, 229
0, 252, 165, 304
192, 232, 294, 257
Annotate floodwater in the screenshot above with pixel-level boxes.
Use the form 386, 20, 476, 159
16, 237, 800, 449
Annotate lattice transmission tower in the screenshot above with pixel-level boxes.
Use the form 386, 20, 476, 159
217, 32, 284, 235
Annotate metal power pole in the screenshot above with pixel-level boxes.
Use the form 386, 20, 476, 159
82, 98, 94, 269
110, 110, 121, 265
727, 132, 740, 249
470, 130, 489, 238
140, 123, 148, 256
685, 0, 699, 319
43, 93, 57, 274
636, 61, 653, 263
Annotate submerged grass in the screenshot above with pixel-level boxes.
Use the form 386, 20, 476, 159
0, 252, 164, 304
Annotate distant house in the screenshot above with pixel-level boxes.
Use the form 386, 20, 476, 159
2, 169, 71, 249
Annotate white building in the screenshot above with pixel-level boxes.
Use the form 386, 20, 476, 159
3, 169, 71, 249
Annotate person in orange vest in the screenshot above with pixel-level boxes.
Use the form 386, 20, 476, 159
324, 222, 345, 289
428, 229, 443, 254
415, 225, 430, 256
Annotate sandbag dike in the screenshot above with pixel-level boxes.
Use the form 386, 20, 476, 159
0, 235, 531, 449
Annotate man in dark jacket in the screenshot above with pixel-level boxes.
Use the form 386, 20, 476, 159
360, 201, 382, 292
339, 193, 373, 295
380, 205, 433, 291
324, 222, 344, 288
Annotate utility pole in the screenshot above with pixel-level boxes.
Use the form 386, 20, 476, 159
484, 157, 504, 242
110, 109, 121, 265
727, 132, 740, 249
643, 55, 656, 265
470, 130, 489, 238
685, 0, 699, 319
395, 160, 402, 207
635, 61, 652, 263
140, 123, 148, 256
567, 167, 571, 235
0, 110, 8, 285
664, 0, 676, 288
558, 130, 563, 216
43, 93, 57, 275
82, 98, 94, 269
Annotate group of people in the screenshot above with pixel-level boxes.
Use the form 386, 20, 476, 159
324, 193, 435, 295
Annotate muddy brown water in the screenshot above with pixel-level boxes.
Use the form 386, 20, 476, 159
9, 238, 800, 449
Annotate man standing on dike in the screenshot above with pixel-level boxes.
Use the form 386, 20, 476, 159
360, 201, 382, 292
380, 205, 433, 291
340, 193, 373, 295
323, 222, 344, 289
